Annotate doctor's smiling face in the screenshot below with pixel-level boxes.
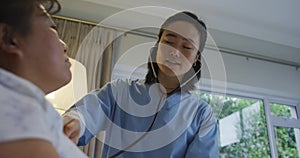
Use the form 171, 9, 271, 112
156, 21, 200, 78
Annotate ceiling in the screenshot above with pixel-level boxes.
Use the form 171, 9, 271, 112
58, 0, 300, 66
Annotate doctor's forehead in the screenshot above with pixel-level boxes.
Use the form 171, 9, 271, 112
162, 22, 200, 43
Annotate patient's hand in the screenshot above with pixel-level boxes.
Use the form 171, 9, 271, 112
63, 115, 81, 144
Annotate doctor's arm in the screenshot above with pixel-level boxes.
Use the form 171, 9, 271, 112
63, 83, 116, 146
185, 107, 219, 158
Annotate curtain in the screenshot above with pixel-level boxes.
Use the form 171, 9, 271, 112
53, 17, 120, 158
75, 26, 119, 91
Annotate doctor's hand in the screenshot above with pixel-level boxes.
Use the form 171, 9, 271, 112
63, 115, 81, 145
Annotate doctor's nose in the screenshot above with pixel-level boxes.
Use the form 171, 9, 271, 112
170, 49, 180, 57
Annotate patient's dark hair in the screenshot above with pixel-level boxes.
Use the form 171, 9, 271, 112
145, 11, 207, 90
0, 0, 61, 36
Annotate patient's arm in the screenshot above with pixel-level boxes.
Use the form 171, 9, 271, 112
0, 139, 60, 158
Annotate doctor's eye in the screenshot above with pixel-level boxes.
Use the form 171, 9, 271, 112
183, 46, 192, 50
163, 40, 174, 45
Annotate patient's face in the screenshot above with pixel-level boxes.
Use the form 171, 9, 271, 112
19, 4, 71, 93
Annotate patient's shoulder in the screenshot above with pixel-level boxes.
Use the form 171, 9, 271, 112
0, 139, 60, 158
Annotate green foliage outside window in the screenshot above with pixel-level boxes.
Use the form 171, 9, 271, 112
195, 92, 299, 158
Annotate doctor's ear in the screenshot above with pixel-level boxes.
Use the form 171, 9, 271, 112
0, 24, 22, 55
193, 54, 200, 63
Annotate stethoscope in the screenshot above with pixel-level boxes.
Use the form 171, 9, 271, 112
107, 47, 201, 158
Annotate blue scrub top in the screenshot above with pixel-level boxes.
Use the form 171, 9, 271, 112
68, 79, 219, 158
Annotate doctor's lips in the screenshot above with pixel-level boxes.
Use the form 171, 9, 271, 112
165, 59, 180, 66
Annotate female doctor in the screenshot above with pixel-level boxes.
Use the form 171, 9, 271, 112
63, 11, 219, 158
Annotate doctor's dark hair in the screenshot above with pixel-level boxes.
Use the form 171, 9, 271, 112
145, 11, 207, 89
0, 0, 61, 37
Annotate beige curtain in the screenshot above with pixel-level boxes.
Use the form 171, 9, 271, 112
75, 26, 119, 91
53, 17, 120, 158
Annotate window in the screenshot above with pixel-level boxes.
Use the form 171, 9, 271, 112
265, 101, 300, 158
270, 103, 297, 119
196, 92, 271, 157
275, 127, 299, 157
